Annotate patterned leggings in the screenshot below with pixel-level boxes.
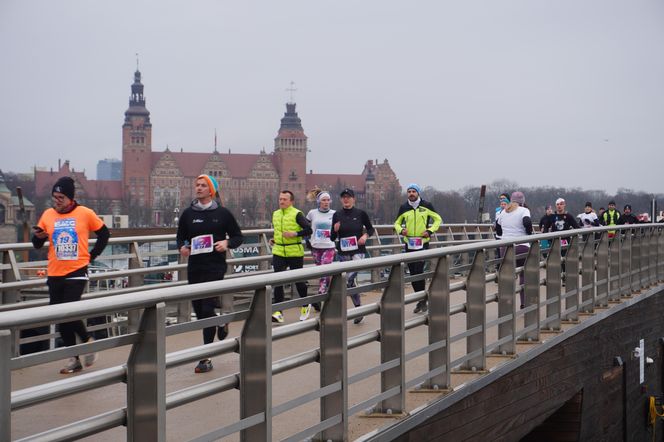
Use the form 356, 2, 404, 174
311, 248, 336, 295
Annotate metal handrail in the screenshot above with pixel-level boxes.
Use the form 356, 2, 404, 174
2, 224, 661, 441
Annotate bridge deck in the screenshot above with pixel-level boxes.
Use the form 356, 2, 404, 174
10, 276, 609, 442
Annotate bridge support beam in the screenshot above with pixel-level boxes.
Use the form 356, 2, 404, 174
497, 245, 516, 355
608, 233, 621, 302
379, 263, 405, 414
523, 242, 540, 342
127, 241, 145, 333
240, 286, 272, 442
580, 234, 596, 312
621, 230, 632, 296
596, 233, 609, 306
424, 255, 450, 389
464, 250, 486, 370
319, 272, 348, 441
545, 239, 562, 331
563, 236, 579, 320
126, 302, 166, 442
0, 329, 11, 442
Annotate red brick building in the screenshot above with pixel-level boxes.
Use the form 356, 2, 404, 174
36, 69, 401, 227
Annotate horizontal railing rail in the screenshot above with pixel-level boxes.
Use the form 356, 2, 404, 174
2, 224, 661, 441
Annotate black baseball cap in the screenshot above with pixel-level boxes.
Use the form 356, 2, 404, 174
340, 188, 355, 197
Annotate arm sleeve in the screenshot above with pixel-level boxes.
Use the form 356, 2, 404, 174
224, 210, 244, 249
495, 221, 503, 238
427, 209, 442, 233
362, 211, 375, 237
330, 212, 339, 242
568, 215, 579, 229
393, 212, 405, 234
31, 234, 47, 249
295, 212, 312, 237
523, 216, 533, 235
176, 212, 188, 249
90, 225, 110, 261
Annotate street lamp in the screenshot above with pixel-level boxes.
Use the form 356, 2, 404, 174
173, 207, 179, 227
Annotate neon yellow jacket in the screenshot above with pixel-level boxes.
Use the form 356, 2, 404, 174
272, 206, 305, 257
393, 202, 442, 245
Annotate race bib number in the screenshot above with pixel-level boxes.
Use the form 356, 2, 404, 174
561, 239, 569, 247
191, 234, 214, 255
314, 229, 331, 241
407, 237, 424, 250
340, 236, 359, 252
53, 218, 79, 261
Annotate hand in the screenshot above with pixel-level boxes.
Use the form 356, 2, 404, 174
282, 231, 297, 238
214, 240, 228, 252
33, 228, 48, 239
358, 235, 367, 246
422, 231, 430, 238
401, 228, 408, 236
269, 238, 275, 246
334, 221, 341, 232
179, 246, 191, 257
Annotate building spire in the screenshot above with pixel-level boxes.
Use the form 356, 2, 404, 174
285, 81, 297, 103
136, 52, 140, 71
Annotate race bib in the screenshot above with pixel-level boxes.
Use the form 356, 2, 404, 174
191, 234, 214, 255
53, 218, 79, 261
314, 229, 331, 241
561, 239, 569, 247
407, 237, 424, 250
340, 236, 359, 252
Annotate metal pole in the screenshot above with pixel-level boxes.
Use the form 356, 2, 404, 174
496, 245, 515, 354
545, 239, 562, 331
523, 242, 540, 342
379, 263, 405, 414
127, 241, 145, 333
580, 233, 595, 313
564, 235, 579, 320
319, 273, 348, 441
0, 329, 11, 442
596, 232, 609, 307
609, 233, 621, 302
126, 302, 166, 442
240, 286, 272, 442
424, 256, 451, 389
464, 249, 486, 370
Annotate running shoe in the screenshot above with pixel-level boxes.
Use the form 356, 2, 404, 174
194, 359, 213, 373
60, 357, 83, 374
353, 316, 364, 324
217, 324, 229, 341
313, 302, 322, 312
413, 301, 428, 314
271, 311, 284, 324
299, 304, 312, 321
83, 337, 98, 367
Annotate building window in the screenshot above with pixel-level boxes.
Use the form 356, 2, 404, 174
0, 203, 5, 225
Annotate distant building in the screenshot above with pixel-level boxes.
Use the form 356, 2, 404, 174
121, 68, 401, 226
34, 69, 402, 227
97, 158, 122, 181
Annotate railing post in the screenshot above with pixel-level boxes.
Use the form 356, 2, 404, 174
596, 232, 609, 307
580, 233, 596, 313
0, 329, 11, 442
658, 227, 664, 282
176, 253, 190, 325
424, 255, 450, 389
641, 227, 653, 288
496, 245, 516, 355
128, 241, 145, 332
319, 273, 348, 441
545, 239, 562, 331
1, 250, 21, 304
608, 232, 621, 302
648, 227, 657, 285
370, 235, 382, 283
631, 228, 641, 293
126, 302, 166, 442
523, 242, 540, 342
240, 286, 272, 442
259, 234, 270, 272
621, 230, 632, 297
463, 249, 486, 370
378, 263, 405, 414
563, 235, 579, 320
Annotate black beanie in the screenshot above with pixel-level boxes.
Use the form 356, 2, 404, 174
52, 176, 75, 200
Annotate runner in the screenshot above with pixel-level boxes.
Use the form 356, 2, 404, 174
547, 197, 579, 282
270, 190, 313, 324
577, 202, 600, 229
177, 174, 244, 373
617, 204, 640, 225
393, 183, 442, 313
600, 200, 621, 239
305, 188, 335, 316
330, 188, 375, 324
32, 176, 110, 374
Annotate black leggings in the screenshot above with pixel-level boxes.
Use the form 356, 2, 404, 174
272, 255, 308, 304
189, 272, 225, 345
48, 278, 90, 347
406, 243, 429, 293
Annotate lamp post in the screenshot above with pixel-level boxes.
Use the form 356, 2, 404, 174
173, 207, 179, 227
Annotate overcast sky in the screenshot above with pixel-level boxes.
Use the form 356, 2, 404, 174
1, 1, 663, 194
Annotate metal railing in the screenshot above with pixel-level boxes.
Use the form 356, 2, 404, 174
2, 224, 661, 441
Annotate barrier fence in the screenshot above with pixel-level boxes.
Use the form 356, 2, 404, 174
1, 224, 662, 441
